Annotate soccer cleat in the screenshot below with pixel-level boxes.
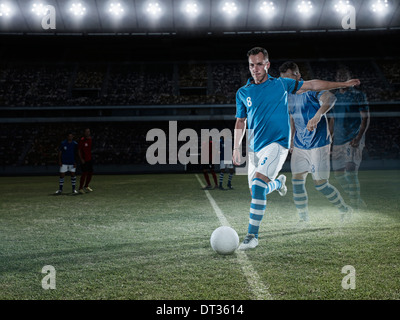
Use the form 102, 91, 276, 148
340, 206, 353, 223
84, 187, 93, 192
238, 234, 259, 250
202, 185, 212, 190
218, 185, 226, 190
227, 184, 234, 190
79, 189, 85, 194
72, 190, 79, 195
54, 190, 62, 195
277, 174, 287, 196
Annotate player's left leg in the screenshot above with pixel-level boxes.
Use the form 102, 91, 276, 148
70, 166, 78, 194
219, 165, 226, 190
227, 167, 234, 189
239, 143, 288, 250
84, 160, 94, 192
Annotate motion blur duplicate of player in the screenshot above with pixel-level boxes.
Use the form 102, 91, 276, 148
78, 128, 94, 194
279, 61, 352, 224
55, 132, 78, 195
233, 47, 361, 250
330, 68, 370, 210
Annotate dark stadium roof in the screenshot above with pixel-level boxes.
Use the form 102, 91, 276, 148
0, 0, 399, 35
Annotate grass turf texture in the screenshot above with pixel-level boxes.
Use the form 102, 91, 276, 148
0, 171, 399, 300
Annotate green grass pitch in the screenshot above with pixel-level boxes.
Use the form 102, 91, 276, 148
0, 171, 399, 300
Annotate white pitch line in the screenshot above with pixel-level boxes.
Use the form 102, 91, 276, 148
195, 174, 273, 300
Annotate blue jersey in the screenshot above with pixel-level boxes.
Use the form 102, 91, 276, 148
332, 88, 369, 145
288, 90, 331, 150
236, 75, 304, 152
59, 140, 78, 165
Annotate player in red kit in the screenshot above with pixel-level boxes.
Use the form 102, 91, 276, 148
78, 128, 94, 194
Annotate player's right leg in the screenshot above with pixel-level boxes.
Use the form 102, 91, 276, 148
55, 166, 67, 194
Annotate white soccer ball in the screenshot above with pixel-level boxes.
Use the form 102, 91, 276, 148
210, 226, 239, 255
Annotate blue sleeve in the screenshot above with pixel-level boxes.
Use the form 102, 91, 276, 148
235, 90, 247, 119
281, 77, 304, 94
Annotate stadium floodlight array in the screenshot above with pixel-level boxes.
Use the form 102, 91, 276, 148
0, 2, 11, 17
222, 1, 238, 17
371, 0, 389, 13
69, 2, 87, 17
297, 0, 313, 15
259, 1, 276, 16
183, 1, 200, 18
334, 0, 352, 14
31, 3, 48, 16
145, 2, 163, 18
108, 2, 124, 17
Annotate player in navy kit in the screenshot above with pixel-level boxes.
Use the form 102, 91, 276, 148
55, 132, 78, 195
233, 47, 361, 250
279, 61, 352, 224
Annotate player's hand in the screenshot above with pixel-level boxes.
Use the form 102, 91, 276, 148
306, 114, 321, 131
59, 161, 62, 167
349, 137, 360, 148
74, 163, 77, 168
232, 149, 241, 166
344, 79, 360, 87
81, 159, 85, 164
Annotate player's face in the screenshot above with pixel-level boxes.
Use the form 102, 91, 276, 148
84, 129, 91, 138
280, 68, 301, 81
67, 134, 73, 142
248, 53, 270, 84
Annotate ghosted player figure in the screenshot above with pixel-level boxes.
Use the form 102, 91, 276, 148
330, 68, 370, 210
233, 47, 361, 250
55, 132, 78, 195
78, 128, 94, 194
279, 61, 352, 223
218, 136, 235, 190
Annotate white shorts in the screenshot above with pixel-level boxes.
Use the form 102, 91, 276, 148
220, 161, 234, 170
60, 164, 76, 173
247, 143, 289, 188
291, 145, 331, 181
332, 138, 365, 171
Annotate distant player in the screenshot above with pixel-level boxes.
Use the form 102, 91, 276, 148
55, 132, 78, 195
201, 137, 219, 190
279, 61, 352, 223
330, 68, 370, 210
78, 128, 94, 194
233, 47, 361, 250
218, 136, 235, 190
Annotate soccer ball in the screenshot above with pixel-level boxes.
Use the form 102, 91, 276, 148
210, 226, 239, 255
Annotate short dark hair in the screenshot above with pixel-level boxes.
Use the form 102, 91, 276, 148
279, 61, 299, 74
247, 47, 269, 61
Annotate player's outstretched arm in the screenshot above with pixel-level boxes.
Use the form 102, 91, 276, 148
298, 79, 360, 94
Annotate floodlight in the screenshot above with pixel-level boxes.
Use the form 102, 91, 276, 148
334, 0, 352, 14
145, 2, 162, 18
31, 3, 48, 16
259, 1, 276, 16
297, 0, 313, 15
183, 1, 200, 18
371, 0, 389, 14
69, 2, 87, 16
222, 1, 238, 17
108, 2, 124, 17
0, 2, 12, 17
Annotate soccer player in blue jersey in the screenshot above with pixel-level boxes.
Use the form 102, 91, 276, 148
279, 61, 352, 224
233, 47, 360, 250
55, 132, 78, 195
330, 68, 370, 210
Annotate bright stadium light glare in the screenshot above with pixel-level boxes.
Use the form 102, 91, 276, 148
69, 2, 87, 17
334, 0, 351, 14
222, 1, 238, 17
108, 2, 124, 17
183, 1, 200, 18
0, 2, 12, 17
259, 1, 276, 16
297, 0, 313, 15
370, 0, 389, 14
31, 3, 48, 16
145, 2, 163, 19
